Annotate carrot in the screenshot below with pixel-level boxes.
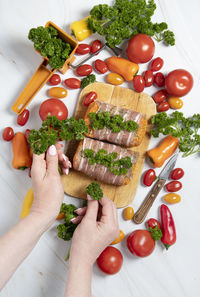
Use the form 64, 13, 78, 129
12, 132, 32, 170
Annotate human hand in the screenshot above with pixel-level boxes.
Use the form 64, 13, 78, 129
69, 196, 119, 266
30, 144, 66, 227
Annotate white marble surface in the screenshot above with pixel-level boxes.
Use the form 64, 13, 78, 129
0, 0, 200, 296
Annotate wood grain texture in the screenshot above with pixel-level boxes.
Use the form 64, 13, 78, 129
61, 82, 156, 208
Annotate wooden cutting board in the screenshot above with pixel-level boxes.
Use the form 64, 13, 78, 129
61, 82, 156, 208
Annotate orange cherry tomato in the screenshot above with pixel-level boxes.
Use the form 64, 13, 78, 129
164, 193, 181, 204
110, 230, 125, 245
56, 212, 65, 220
48, 87, 67, 98
168, 97, 183, 109
123, 206, 134, 220
107, 73, 124, 85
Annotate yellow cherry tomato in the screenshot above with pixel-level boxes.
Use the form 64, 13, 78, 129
168, 97, 183, 109
48, 87, 67, 98
56, 212, 65, 220
123, 206, 134, 220
110, 230, 125, 245
164, 193, 181, 204
107, 73, 124, 85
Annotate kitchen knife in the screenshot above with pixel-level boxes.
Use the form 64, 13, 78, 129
133, 152, 179, 224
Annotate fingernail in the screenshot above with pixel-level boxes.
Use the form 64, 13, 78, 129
70, 217, 77, 223
68, 161, 72, 168
87, 194, 93, 201
63, 168, 69, 175
75, 207, 83, 214
48, 145, 57, 156
62, 154, 67, 161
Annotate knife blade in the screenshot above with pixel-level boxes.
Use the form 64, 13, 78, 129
133, 151, 179, 224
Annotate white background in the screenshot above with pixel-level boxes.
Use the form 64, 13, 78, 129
0, 0, 200, 296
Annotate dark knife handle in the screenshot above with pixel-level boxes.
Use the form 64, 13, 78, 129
133, 179, 166, 224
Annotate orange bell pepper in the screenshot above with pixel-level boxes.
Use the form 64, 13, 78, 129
12, 132, 32, 170
106, 57, 139, 81
147, 135, 179, 168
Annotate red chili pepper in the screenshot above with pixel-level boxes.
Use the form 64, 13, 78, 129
160, 204, 176, 249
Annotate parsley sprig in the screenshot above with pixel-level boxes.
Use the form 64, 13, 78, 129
86, 182, 103, 200
87, 0, 175, 47
151, 112, 200, 157
28, 116, 89, 154
57, 203, 77, 241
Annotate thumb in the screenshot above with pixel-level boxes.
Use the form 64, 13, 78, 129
46, 145, 59, 174
84, 195, 98, 221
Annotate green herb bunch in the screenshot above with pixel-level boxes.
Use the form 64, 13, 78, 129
28, 26, 71, 69
81, 74, 96, 89
83, 148, 132, 175
151, 111, 200, 157
57, 203, 78, 241
89, 111, 138, 133
86, 182, 103, 200
28, 116, 89, 154
87, 0, 175, 47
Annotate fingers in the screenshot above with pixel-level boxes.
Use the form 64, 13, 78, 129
46, 145, 59, 175
71, 216, 84, 224
83, 195, 99, 221
56, 143, 71, 174
99, 196, 115, 223
75, 207, 87, 216
31, 153, 46, 182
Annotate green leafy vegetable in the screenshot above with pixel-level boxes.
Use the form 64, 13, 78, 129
86, 182, 103, 200
28, 116, 88, 154
151, 112, 200, 157
87, 0, 175, 47
28, 26, 71, 69
149, 226, 163, 241
81, 74, 96, 89
57, 203, 77, 241
89, 111, 138, 133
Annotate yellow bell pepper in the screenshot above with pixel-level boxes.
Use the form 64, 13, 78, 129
20, 188, 34, 219
70, 17, 92, 41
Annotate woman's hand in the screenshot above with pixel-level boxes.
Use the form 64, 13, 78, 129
69, 195, 119, 266
30, 144, 65, 227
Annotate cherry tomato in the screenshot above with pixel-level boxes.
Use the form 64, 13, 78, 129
165, 69, 193, 97
133, 75, 145, 92
147, 218, 161, 230
39, 99, 68, 121
49, 74, 61, 85
25, 129, 31, 142
110, 230, 125, 245
127, 230, 155, 257
157, 101, 170, 112
76, 64, 93, 76
154, 72, 165, 87
164, 193, 181, 204
91, 40, 102, 55
168, 97, 183, 109
153, 89, 168, 103
3, 127, 14, 141
151, 57, 164, 72
94, 59, 108, 74
17, 109, 30, 126
170, 168, 184, 180
166, 181, 182, 192
83, 91, 98, 106
107, 73, 124, 85
97, 246, 123, 274
48, 87, 67, 98
143, 70, 154, 87
143, 169, 156, 186
126, 34, 155, 63
75, 43, 91, 55
123, 206, 134, 220
64, 78, 81, 89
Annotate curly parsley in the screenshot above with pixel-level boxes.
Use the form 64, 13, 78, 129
57, 203, 77, 241
86, 182, 103, 200
81, 74, 96, 89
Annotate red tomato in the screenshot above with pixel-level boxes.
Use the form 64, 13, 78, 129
127, 230, 155, 257
75, 43, 91, 55
154, 72, 165, 87
83, 91, 98, 106
25, 129, 31, 142
3, 127, 14, 141
143, 70, 154, 87
17, 109, 30, 126
94, 59, 108, 74
126, 34, 155, 63
76, 64, 93, 76
170, 168, 184, 180
153, 89, 168, 103
157, 101, 170, 112
166, 181, 182, 192
165, 69, 193, 97
143, 169, 156, 186
39, 99, 68, 121
147, 218, 161, 230
64, 78, 81, 89
49, 74, 61, 86
133, 75, 145, 92
151, 57, 164, 72
91, 40, 102, 55
96, 246, 123, 275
